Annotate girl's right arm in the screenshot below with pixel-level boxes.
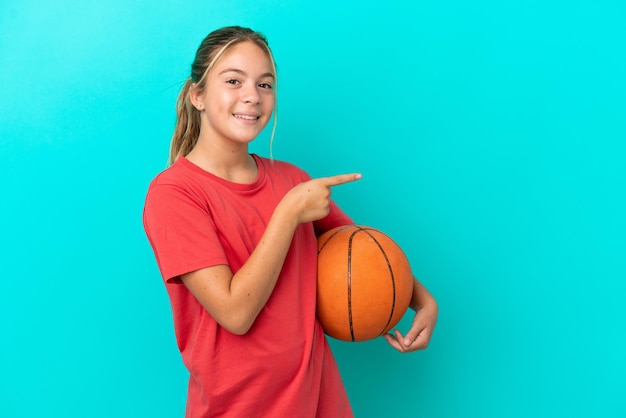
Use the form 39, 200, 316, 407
179, 173, 361, 335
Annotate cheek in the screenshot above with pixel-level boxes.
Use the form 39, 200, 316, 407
263, 94, 275, 113
214, 91, 236, 111
204, 86, 235, 111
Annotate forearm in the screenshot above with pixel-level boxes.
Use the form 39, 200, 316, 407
227, 207, 298, 330
409, 276, 437, 312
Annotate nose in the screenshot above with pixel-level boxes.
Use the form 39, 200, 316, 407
242, 84, 261, 104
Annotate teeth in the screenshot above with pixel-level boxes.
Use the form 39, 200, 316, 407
234, 114, 258, 120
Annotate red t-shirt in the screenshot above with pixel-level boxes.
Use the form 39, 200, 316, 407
143, 155, 354, 417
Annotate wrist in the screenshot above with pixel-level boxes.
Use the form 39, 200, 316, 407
271, 201, 299, 232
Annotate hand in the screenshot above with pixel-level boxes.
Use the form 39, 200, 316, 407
383, 280, 438, 353
279, 173, 362, 224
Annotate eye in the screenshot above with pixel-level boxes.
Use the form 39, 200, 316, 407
226, 79, 240, 85
259, 82, 273, 90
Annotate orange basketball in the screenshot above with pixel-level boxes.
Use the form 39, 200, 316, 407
316, 225, 414, 342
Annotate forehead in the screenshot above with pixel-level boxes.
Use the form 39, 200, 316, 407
213, 41, 274, 76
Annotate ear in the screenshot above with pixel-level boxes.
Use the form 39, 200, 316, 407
188, 83, 205, 111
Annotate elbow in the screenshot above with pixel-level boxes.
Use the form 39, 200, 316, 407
227, 322, 253, 336
219, 312, 256, 336
194, 293, 260, 335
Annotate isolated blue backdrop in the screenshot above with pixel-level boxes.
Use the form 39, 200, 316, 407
1, 0, 625, 417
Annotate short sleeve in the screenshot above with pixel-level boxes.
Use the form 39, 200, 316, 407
143, 182, 228, 283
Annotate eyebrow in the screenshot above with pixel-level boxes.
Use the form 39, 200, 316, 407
219, 68, 275, 79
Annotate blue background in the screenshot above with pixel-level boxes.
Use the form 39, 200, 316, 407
1, 0, 625, 417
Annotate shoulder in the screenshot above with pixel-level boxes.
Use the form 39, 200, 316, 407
144, 158, 208, 206
147, 158, 190, 187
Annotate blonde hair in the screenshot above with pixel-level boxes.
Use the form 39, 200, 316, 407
169, 26, 278, 165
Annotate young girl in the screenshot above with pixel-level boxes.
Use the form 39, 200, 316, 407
143, 26, 438, 417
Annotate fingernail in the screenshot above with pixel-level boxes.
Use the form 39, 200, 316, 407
404, 337, 411, 346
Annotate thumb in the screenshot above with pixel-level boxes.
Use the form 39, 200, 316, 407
402, 323, 425, 347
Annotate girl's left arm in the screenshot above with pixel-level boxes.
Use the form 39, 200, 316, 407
383, 277, 438, 353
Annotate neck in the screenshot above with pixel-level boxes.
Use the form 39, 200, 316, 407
186, 136, 257, 184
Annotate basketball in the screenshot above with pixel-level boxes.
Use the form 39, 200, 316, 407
316, 225, 414, 342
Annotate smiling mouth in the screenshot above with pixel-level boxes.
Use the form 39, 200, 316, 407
233, 114, 260, 120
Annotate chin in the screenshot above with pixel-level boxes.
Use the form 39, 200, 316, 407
233, 134, 260, 145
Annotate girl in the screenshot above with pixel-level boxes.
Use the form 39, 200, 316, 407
143, 26, 438, 417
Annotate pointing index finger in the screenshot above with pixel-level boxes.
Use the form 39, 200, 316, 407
321, 173, 362, 187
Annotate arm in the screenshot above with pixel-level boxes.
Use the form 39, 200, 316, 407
181, 173, 362, 335
383, 277, 438, 352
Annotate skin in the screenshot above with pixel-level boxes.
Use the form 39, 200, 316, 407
182, 40, 438, 352
384, 279, 438, 352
